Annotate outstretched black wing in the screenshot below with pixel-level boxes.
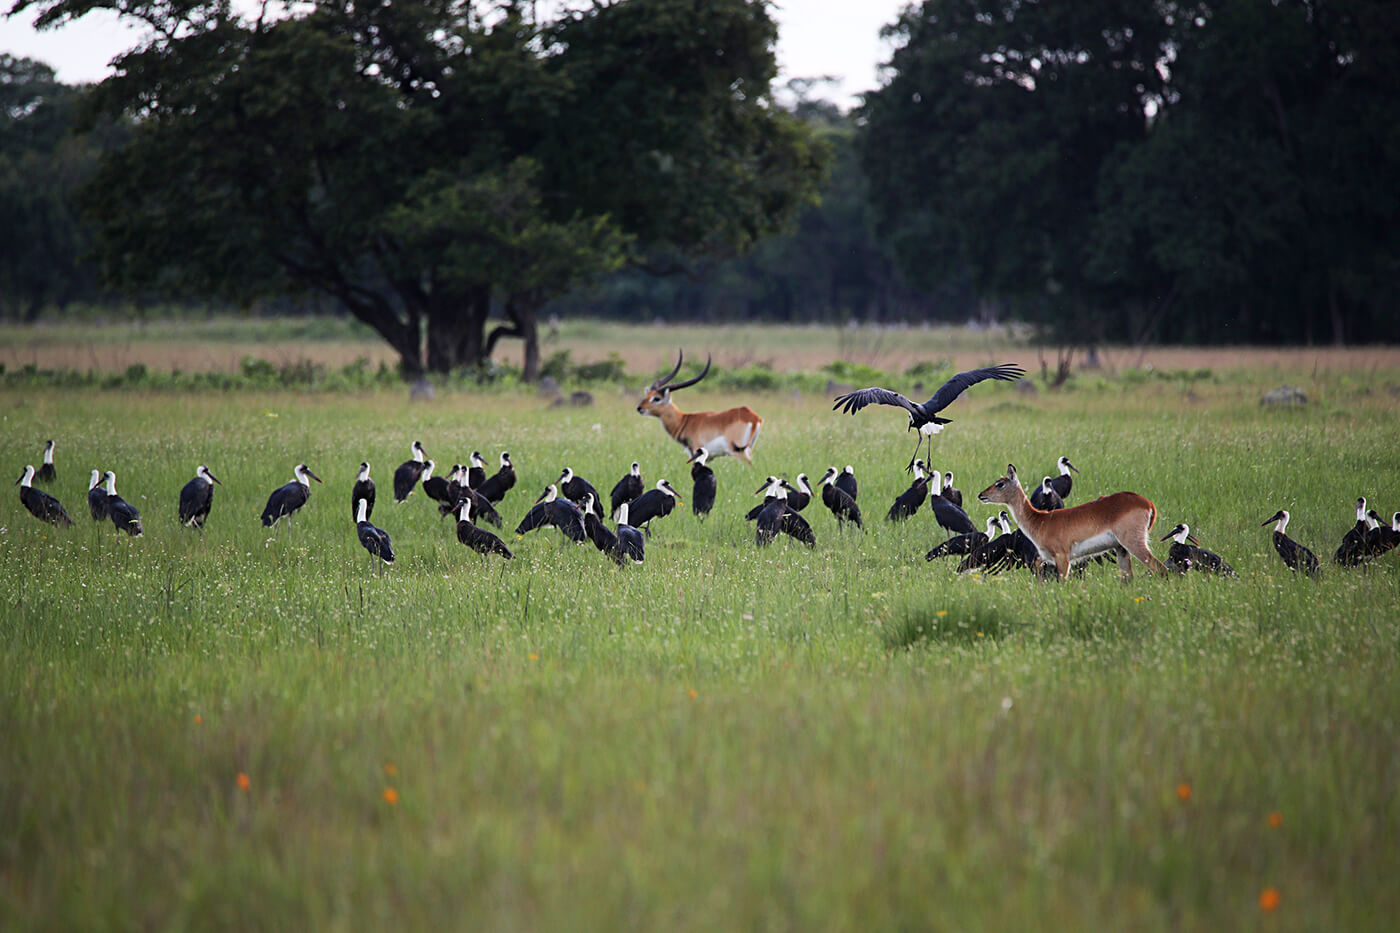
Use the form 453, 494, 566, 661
831, 387, 922, 417
922, 364, 1024, 415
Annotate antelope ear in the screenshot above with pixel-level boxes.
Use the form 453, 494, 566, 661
1006, 464, 1018, 482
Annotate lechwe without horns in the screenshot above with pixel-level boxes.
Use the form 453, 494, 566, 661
977, 464, 1168, 580
637, 350, 762, 463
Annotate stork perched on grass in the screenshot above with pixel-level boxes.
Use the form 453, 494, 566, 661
516, 485, 587, 543
887, 460, 930, 521
1262, 510, 1319, 577
1161, 523, 1237, 577
753, 477, 815, 548
832, 363, 1025, 469
36, 440, 56, 484
178, 465, 222, 529
457, 498, 513, 558
87, 469, 108, 522
611, 462, 645, 518
101, 471, 144, 537
393, 441, 427, 502
816, 467, 862, 530
355, 498, 394, 570
477, 452, 516, 504
352, 462, 376, 521
688, 448, 716, 519
16, 465, 72, 526
261, 463, 322, 530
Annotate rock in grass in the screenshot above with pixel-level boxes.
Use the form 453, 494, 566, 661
1260, 385, 1307, 407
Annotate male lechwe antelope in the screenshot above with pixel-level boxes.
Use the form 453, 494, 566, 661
977, 464, 1168, 580
832, 363, 1025, 469
637, 350, 762, 463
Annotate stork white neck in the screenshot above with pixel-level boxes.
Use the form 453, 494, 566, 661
42, 441, 54, 465
997, 512, 1012, 535
1170, 524, 1191, 544
819, 468, 837, 487
1057, 457, 1073, 476
618, 501, 631, 525
89, 469, 102, 490
18, 465, 36, 488
542, 485, 559, 504
356, 498, 370, 523
411, 442, 425, 463
659, 480, 679, 500
1042, 477, 1054, 494
471, 452, 486, 470
421, 460, 436, 482
984, 515, 998, 535
631, 461, 642, 476
943, 472, 955, 490
1364, 511, 1380, 531
500, 452, 511, 468
196, 466, 214, 486
793, 474, 812, 495
1392, 512, 1400, 533
561, 468, 575, 484
1355, 498, 1368, 523
912, 461, 927, 480
1273, 512, 1290, 534
103, 471, 118, 495
294, 465, 311, 487
457, 498, 473, 522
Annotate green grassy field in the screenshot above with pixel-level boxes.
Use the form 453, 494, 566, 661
2, 362, 1398, 930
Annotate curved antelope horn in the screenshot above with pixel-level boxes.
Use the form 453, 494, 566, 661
651, 350, 685, 390
665, 353, 711, 392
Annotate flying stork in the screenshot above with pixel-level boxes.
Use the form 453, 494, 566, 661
352, 462, 376, 521
354, 498, 395, 571
36, 440, 56, 484
832, 363, 1025, 469
15, 465, 72, 526
102, 471, 143, 536
688, 448, 716, 519
393, 441, 428, 502
1262, 510, 1319, 577
178, 465, 223, 529
261, 463, 322, 528
816, 467, 863, 530
611, 462, 645, 518
1161, 523, 1237, 577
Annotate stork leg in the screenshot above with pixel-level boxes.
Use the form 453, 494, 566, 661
905, 433, 922, 473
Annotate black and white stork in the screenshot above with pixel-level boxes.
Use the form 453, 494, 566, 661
1262, 510, 1319, 577
835, 465, 858, 502
1029, 476, 1064, 512
688, 448, 716, 520
560, 468, 604, 519
352, 462, 376, 521
753, 478, 816, 548
610, 461, 645, 519
456, 498, 514, 558
87, 469, 109, 521
16, 464, 72, 526
355, 498, 394, 570
927, 514, 995, 561
627, 479, 683, 534
261, 463, 322, 528
614, 501, 646, 564
36, 440, 56, 484
393, 441, 428, 502
782, 474, 814, 512
816, 467, 863, 530
581, 494, 619, 555
745, 476, 782, 520
515, 485, 587, 543
468, 452, 488, 491
1161, 523, 1237, 577
1048, 457, 1079, 500
927, 468, 976, 535
178, 465, 222, 529
102, 471, 143, 537
1333, 497, 1369, 566
420, 461, 452, 506
940, 472, 962, 509
887, 460, 930, 521
832, 363, 1026, 469
477, 452, 516, 505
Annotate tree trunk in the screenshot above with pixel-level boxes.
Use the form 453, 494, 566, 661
516, 301, 541, 382
425, 286, 491, 373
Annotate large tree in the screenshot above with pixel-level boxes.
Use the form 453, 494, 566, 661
7, 0, 825, 376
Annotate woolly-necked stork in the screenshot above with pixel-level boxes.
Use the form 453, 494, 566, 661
468, 452, 488, 491
927, 514, 995, 561
832, 363, 1025, 469
261, 464, 322, 528
478, 452, 516, 505
352, 462, 376, 521
835, 465, 858, 502
515, 485, 587, 543
611, 461, 645, 519
753, 478, 815, 548
179, 465, 222, 529
927, 467, 976, 535
1161, 523, 1237, 577
355, 497, 394, 570
782, 474, 813, 512
1333, 497, 1369, 566
887, 460, 930, 521
628, 479, 682, 534
1029, 476, 1064, 512
560, 467, 603, 518
615, 501, 645, 564
816, 467, 862, 530
940, 472, 962, 509
16, 464, 72, 526
1262, 510, 1319, 577
393, 441, 427, 502
1049, 457, 1079, 499
102, 471, 143, 536
745, 476, 782, 521
420, 461, 452, 506
37, 440, 56, 484
87, 469, 108, 521
456, 498, 513, 558
688, 448, 716, 520
581, 494, 618, 554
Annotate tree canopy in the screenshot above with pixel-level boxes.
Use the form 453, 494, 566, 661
6, 0, 826, 376
860, 0, 1400, 345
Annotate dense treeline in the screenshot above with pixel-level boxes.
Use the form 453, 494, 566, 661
3, 0, 1398, 359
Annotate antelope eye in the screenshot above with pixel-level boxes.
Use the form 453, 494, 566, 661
996, 480, 1004, 487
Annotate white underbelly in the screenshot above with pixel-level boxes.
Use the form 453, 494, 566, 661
701, 435, 733, 455
1069, 531, 1120, 562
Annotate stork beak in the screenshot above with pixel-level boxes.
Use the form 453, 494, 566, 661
306, 469, 323, 483
535, 489, 549, 504
1066, 461, 1080, 474
1260, 512, 1283, 526
209, 472, 224, 486
1159, 530, 1175, 542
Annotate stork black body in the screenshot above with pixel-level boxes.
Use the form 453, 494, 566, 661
957, 515, 1040, 575
817, 468, 863, 530
753, 481, 815, 548
584, 508, 619, 555
1263, 510, 1319, 577
940, 473, 962, 509
928, 486, 976, 535
781, 475, 813, 512
615, 502, 645, 564
745, 476, 782, 520
887, 461, 930, 522
927, 516, 995, 561
1029, 477, 1064, 512
832, 363, 1025, 468
178, 465, 222, 529
36, 441, 56, 484
516, 485, 587, 543
560, 468, 603, 519
468, 452, 488, 491
611, 462, 645, 518
835, 465, 858, 502
355, 498, 394, 566
1333, 498, 1370, 566
455, 487, 502, 528
87, 470, 109, 522
16, 465, 72, 526
421, 461, 452, 505
628, 480, 682, 532
688, 449, 716, 520
478, 452, 516, 504
351, 462, 376, 521
101, 471, 143, 536
393, 441, 427, 502
262, 464, 322, 527
1161, 523, 1237, 577
456, 500, 513, 558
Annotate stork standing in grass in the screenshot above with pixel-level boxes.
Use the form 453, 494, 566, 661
16, 465, 72, 526
36, 440, 56, 485
887, 460, 930, 521
627, 479, 683, 535
816, 467, 862, 530
611, 462, 645, 518
477, 452, 516, 504
102, 471, 143, 537
355, 498, 394, 571
178, 465, 222, 529
1161, 523, 1237, 577
352, 462, 376, 521
87, 469, 109, 522
753, 477, 815, 548
688, 448, 716, 520
1262, 510, 1319, 577
393, 441, 428, 502
456, 498, 513, 558
261, 463, 322, 530
835, 465, 858, 502
515, 485, 587, 543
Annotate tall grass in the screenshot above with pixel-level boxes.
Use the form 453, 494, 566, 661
1, 373, 1397, 930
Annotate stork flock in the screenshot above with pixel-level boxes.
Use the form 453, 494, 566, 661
12, 358, 1400, 580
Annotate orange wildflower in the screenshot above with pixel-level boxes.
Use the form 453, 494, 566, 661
193, 714, 202, 725
236, 772, 251, 792
528, 652, 539, 661
1176, 783, 1192, 802
1268, 811, 1283, 828
384, 762, 398, 777
687, 688, 698, 700
383, 787, 399, 806
1259, 887, 1280, 912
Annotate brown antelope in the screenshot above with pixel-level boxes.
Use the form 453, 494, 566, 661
637, 351, 762, 464
977, 464, 1168, 581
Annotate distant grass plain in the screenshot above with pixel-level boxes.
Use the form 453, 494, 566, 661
1, 318, 1398, 930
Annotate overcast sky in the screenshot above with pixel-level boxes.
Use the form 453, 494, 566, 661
0, 1, 909, 109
